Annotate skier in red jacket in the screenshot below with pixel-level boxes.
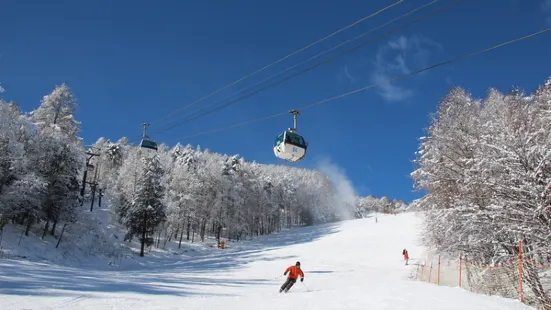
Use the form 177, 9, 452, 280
280, 261, 305, 293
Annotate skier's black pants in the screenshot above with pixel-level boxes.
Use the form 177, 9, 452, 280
281, 278, 297, 291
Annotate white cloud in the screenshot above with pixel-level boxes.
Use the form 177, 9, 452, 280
370, 34, 442, 102
371, 68, 413, 101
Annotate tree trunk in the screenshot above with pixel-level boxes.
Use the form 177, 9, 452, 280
186, 215, 191, 240
25, 215, 33, 236
260, 217, 264, 235
90, 184, 97, 212
156, 229, 161, 248
178, 226, 184, 249
42, 220, 50, 239
173, 224, 179, 241
19, 213, 26, 225
50, 216, 58, 236
200, 219, 206, 242
98, 188, 103, 208
140, 212, 147, 257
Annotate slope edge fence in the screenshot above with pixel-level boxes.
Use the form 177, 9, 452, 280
415, 241, 551, 310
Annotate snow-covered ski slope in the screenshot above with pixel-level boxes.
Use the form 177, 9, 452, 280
0, 212, 531, 310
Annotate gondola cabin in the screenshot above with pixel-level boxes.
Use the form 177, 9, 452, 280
273, 130, 307, 162
139, 122, 158, 159
140, 138, 158, 158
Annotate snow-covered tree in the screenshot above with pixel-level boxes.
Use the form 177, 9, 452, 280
0, 100, 39, 230
123, 155, 166, 256
411, 77, 551, 308
356, 195, 409, 215
30, 85, 84, 237
30, 84, 80, 139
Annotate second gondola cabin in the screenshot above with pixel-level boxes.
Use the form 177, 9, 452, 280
140, 138, 158, 158
139, 122, 158, 158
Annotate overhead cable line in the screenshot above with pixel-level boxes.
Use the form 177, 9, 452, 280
156, 0, 444, 132
148, 0, 404, 125
154, 0, 461, 134
167, 27, 551, 142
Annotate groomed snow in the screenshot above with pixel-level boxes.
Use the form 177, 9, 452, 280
0, 212, 532, 309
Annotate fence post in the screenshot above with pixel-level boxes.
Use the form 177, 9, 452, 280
429, 260, 433, 283
459, 254, 462, 287
438, 255, 441, 285
518, 240, 524, 303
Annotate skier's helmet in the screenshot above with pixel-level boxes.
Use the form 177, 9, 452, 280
296, 261, 301, 267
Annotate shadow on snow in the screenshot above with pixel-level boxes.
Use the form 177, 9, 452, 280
0, 259, 269, 298
0, 219, 343, 298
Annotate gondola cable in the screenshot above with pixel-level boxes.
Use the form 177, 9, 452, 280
154, 0, 445, 134
165, 25, 551, 164
153, 0, 460, 134
148, 0, 404, 125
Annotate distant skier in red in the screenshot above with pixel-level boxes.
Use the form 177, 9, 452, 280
402, 249, 409, 265
280, 261, 305, 293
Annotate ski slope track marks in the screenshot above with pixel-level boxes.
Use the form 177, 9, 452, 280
0, 213, 532, 309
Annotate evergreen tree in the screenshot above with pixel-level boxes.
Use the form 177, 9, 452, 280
29, 84, 84, 237
124, 155, 166, 256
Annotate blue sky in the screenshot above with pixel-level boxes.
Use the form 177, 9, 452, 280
1, 0, 550, 203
